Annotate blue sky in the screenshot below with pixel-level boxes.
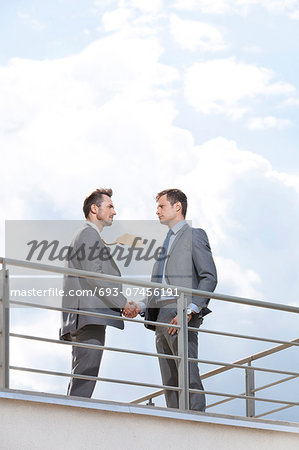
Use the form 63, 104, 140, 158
1, 0, 299, 420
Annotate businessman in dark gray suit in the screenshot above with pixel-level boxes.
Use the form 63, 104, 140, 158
130, 189, 217, 411
60, 188, 136, 398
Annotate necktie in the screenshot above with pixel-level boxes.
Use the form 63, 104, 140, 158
156, 229, 173, 283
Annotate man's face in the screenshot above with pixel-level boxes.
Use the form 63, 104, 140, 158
96, 195, 116, 227
156, 194, 178, 225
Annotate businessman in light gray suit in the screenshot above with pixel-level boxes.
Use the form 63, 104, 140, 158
129, 189, 217, 411
60, 188, 136, 398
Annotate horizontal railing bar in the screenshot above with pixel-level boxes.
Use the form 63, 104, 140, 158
130, 374, 299, 408
255, 404, 294, 418
2, 256, 299, 314
188, 388, 299, 407
189, 357, 299, 377
130, 390, 164, 404
194, 327, 299, 348
11, 331, 299, 378
252, 375, 298, 394
129, 390, 164, 404
10, 274, 146, 279
10, 333, 181, 361
207, 376, 299, 410
9, 300, 180, 330
207, 396, 234, 409
130, 337, 299, 405
199, 338, 299, 379
11, 275, 63, 278
10, 364, 299, 408
10, 366, 181, 392
125, 368, 299, 406
10, 300, 299, 353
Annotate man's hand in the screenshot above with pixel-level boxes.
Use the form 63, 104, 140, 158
122, 301, 141, 318
168, 313, 193, 335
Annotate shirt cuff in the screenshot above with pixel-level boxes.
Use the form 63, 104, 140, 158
138, 302, 146, 314
188, 303, 200, 314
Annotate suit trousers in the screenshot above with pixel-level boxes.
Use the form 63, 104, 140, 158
67, 324, 106, 398
155, 308, 206, 411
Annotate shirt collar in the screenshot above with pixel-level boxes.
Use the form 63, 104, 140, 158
170, 220, 186, 235
86, 221, 101, 236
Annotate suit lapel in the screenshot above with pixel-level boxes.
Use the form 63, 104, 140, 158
164, 223, 190, 277
86, 223, 121, 276
167, 223, 190, 257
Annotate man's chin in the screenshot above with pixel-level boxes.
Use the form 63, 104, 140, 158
159, 219, 168, 225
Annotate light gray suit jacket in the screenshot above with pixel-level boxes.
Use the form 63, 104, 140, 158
60, 222, 127, 340
145, 223, 217, 330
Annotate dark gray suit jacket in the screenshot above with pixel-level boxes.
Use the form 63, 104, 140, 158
60, 223, 127, 340
145, 223, 217, 331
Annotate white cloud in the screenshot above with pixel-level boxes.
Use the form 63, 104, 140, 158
175, 136, 299, 247
184, 58, 296, 119
248, 116, 292, 130
279, 97, 299, 108
102, 7, 133, 32
17, 11, 46, 31
173, 0, 233, 14
172, 0, 299, 19
290, 8, 299, 18
242, 45, 263, 54
1, 29, 299, 301
269, 169, 299, 196
178, 137, 271, 243
215, 256, 262, 298
169, 14, 228, 52
0, 30, 181, 225
258, 0, 299, 18
126, 0, 163, 14
100, 4, 165, 38
94, 0, 117, 6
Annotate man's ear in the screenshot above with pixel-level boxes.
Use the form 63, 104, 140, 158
90, 204, 97, 215
175, 202, 181, 213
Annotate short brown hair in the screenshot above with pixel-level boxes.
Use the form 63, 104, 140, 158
156, 188, 188, 218
83, 188, 113, 218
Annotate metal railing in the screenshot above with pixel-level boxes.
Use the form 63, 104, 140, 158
1, 256, 299, 420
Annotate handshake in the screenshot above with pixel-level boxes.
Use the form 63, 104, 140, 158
122, 301, 141, 318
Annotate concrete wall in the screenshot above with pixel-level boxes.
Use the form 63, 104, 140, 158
0, 392, 298, 450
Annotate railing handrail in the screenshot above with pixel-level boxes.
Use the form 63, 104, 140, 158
1, 257, 299, 421
9, 300, 181, 330
9, 299, 299, 349
1, 256, 299, 314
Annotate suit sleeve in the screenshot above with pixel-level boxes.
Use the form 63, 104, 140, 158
77, 228, 127, 309
191, 228, 217, 310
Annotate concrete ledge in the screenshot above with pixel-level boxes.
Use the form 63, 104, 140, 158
0, 389, 299, 450
1, 389, 299, 433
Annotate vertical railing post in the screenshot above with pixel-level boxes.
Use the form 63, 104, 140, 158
177, 293, 189, 410
245, 361, 255, 417
0, 263, 10, 389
